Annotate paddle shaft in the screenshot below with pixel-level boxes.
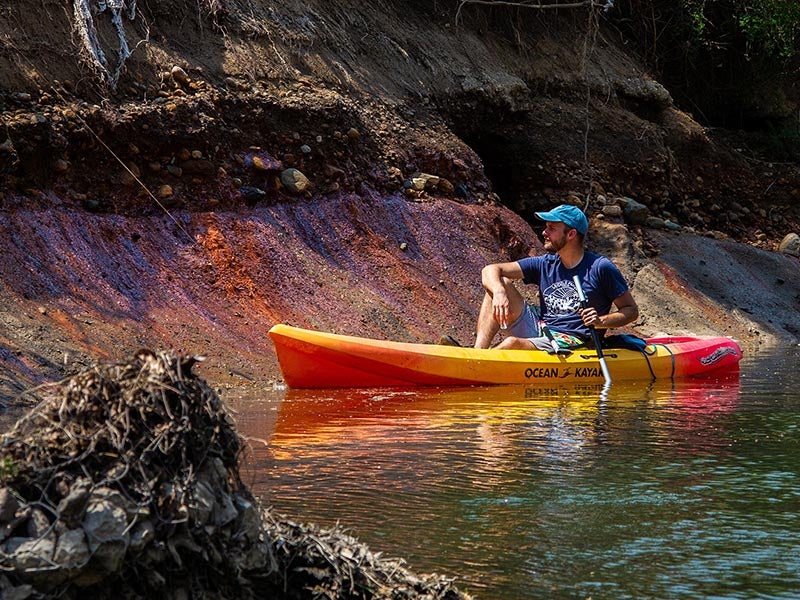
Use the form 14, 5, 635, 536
572, 275, 612, 384
539, 320, 571, 355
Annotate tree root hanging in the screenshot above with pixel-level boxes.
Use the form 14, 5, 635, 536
72, 0, 140, 88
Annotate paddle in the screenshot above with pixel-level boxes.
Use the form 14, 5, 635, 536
539, 320, 572, 356
572, 275, 612, 385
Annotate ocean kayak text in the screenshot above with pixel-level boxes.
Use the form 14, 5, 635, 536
524, 366, 603, 379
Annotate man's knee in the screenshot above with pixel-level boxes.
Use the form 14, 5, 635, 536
496, 336, 532, 350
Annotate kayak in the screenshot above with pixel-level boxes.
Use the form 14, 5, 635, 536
268, 324, 743, 389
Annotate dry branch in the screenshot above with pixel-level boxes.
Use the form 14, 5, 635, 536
455, 0, 616, 22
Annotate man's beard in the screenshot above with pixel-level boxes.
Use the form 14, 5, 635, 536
544, 238, 565, 253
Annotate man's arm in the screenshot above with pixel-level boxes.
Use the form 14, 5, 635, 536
481, 261, 524, 292
481, 261, 525, 330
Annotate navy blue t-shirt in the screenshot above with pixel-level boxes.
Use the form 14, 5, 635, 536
517, 252, 629, 340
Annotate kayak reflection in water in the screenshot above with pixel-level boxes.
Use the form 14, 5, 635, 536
470, 204, 639, 352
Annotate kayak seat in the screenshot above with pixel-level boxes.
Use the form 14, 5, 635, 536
602, 334, 654, 354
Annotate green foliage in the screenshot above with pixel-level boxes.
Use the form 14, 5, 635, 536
683, 0, 708, 41
674, 0, 800, 62
0, 456, 18, 481
610, 0, 799, 127
736, 0, 800, 59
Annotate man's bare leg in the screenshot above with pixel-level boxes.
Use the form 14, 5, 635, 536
474, 279, 526, 349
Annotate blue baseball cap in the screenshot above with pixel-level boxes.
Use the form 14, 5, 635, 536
535, 204, 588, 234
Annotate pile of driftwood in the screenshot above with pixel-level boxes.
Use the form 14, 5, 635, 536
0, 350, 470, 600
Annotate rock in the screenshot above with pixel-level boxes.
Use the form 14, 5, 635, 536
125, 162, 142, 177
26, 508, 50, 538
454, 183, 468, 198
346, 127, 360, 139
120, 162, 140, 186
438, 178, 454, 195
82, 198, 101, 212
251, 154, 282, 172
82, 488, 131, 575
615, 77, 672, 110
280, 168, 310, 194
53, 529, 90, 570
83, 489, 131, 548
409, 177, 426, 191
56, 478, 91, 528
602, 204, 623, 218
214, 493, 238, 527
779, 233, 800, 257
323, 164, 345, 180
411, 173, 440, 191
171, 66, 190, 86
619, 196, 650, 225
157, 185, 173, 199
240, 186, 267, 203
128, 519, 155, 554
0, 580, 33, 600
4, 537, 55, 571
179, 159, 215, 176
191, 480, 215, 526
0, 488, 20, 521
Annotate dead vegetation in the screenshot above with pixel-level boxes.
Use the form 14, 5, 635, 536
0, 351, 470, 599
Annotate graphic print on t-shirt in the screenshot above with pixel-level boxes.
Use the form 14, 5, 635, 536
543, 280, 580, 315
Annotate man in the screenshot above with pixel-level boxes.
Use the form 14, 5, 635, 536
474, 204, 638, 350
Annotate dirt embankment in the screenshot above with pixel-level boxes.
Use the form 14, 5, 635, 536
1, 1, 799, 400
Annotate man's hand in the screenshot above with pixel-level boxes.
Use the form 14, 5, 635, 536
578, 291, 639, 330
579, 306, 599, 328
492, 289, 510, 329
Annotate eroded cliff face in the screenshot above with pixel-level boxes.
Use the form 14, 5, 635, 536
1, 1, 799, 399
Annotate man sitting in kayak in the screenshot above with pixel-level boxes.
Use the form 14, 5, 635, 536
472, 204, 639, 351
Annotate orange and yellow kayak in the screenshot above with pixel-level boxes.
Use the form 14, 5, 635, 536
268, 324, 742, 389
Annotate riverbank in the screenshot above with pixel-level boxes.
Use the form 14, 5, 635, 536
1, 192, 798, 403
1, 1, 799, 400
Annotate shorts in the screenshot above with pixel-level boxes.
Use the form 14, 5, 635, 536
505, 303, 540, 338
505, 304, 586, 351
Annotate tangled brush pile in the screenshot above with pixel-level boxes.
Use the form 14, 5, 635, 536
0, 350, 470, 600
0, 350, 269, 599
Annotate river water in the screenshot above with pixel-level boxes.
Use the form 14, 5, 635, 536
229, 348, 800, 600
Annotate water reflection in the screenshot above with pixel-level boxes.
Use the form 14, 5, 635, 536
229, 369, 788, 600
266, 375, 742, 460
